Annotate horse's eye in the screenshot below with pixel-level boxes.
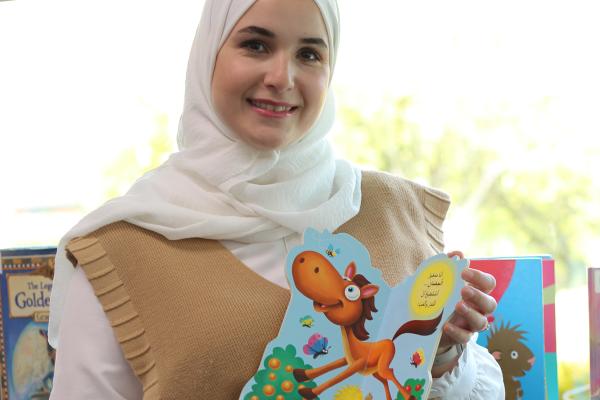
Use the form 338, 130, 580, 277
510, 350, 519, 359
314, 267, 319, 273
344, 284, 361, 301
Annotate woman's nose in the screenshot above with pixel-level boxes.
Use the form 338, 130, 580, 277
263, 54, 295, 92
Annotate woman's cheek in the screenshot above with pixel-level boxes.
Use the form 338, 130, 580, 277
308, 68, 330, 108
316, 78, 330, 113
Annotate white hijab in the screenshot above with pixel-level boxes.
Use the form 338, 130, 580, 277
48, 0, 361, 348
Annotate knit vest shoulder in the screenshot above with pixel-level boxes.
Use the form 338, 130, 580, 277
65, 171, 450, 399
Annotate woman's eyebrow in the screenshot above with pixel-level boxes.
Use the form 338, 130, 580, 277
237, 25, 327, 48
301, 38, 328, 48
237, 26, 275, 38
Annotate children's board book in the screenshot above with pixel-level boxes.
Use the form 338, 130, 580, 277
240, 229, 468, 400
470, 256, 557, 400
590, 267, 600, 400
0, 247, 55, 400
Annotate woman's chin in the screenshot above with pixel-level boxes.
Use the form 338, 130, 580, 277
241, 131, 295, 151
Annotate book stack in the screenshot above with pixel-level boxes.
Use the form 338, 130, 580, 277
470, 256, 558, 400
0, 248, 55, 400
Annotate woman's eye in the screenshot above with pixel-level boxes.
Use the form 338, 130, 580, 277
242, 40, 267, 53
298, 48, 321, 62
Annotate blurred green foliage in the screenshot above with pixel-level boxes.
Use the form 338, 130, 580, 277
559, 361, 590, 399
334, 95, 600, 288
103, 112, 173, 199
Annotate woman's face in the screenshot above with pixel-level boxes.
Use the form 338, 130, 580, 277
212, 0, 331, 150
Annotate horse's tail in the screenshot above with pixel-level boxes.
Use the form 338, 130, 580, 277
392, 311, 443, 341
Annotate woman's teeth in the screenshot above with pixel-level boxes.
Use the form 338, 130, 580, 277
250, 100, 293, 112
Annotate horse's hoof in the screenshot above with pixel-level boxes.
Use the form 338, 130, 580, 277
298, 387, 317, 399
409, 397, 416, 400
293, 368, 309, 382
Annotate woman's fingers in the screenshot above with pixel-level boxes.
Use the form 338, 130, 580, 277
447, 250, 464, 259
461, 285, 497, 315
438, 253, 498, 346
462, 267, 496, 294
443, 321, 473, 344
455, 299, 491, 332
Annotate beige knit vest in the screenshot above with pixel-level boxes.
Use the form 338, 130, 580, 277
65, 171, 450, 399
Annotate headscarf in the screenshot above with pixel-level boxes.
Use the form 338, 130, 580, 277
48, 0, 361, 348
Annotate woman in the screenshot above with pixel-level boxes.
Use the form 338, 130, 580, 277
48, 0, 503, 398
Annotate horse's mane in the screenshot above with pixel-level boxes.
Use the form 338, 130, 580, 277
351, 274, 378, 341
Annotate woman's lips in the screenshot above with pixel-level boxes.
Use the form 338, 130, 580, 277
247, 98, 299, 118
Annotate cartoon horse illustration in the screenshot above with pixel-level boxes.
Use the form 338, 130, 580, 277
486, 321, 535, 400
291, 251, 442, 400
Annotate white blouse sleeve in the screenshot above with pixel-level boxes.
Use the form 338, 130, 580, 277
49, 266, 143, 400
428, 335, 505, 399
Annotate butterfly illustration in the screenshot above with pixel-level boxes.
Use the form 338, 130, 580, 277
299, 315, 315, 328
410, 349, 425, 368
325, 244, 341, 258
303, 333, 331, 359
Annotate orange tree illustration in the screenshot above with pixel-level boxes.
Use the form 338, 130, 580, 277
245, 345, 318, 400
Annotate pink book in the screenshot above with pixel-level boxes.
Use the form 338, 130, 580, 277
543, 259, 558, 400
590, 268, 600, 400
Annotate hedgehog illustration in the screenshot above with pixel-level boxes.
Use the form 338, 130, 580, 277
486, 321, 535, 400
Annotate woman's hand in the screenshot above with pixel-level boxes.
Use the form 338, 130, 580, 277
432, 251, 497, 375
